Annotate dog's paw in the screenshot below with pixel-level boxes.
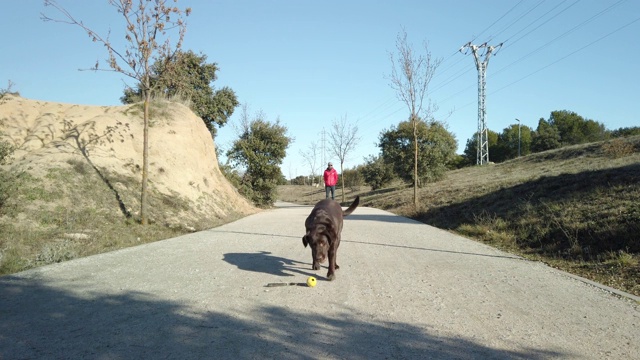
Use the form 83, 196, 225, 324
312, 263, 321, 270
327, 273, 336, 281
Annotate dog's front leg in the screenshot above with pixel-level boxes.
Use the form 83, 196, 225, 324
326, 247, 337, 281
311, 248, 321, 270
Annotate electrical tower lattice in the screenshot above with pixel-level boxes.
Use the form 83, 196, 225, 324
460, 42, 502, 165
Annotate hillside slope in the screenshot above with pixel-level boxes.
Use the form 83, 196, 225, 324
0, 95, 256, 272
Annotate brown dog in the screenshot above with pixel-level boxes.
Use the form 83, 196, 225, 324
302, 196, 359, 280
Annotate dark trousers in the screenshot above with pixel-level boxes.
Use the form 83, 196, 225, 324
325, 185, 335, 200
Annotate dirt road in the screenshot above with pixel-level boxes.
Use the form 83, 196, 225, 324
1, 202, 638, 359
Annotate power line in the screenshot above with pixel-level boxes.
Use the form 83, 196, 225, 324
343, 1, 635, 153
435, 1, 581, 104
490, 15, 640, 95
439, 0, 631, 107
446, 14, 640, 128
492, 0, 628, 77
479, 0, 548, 44
472, 0, 527, 43
352, 0, 534, 127
430, 66, 474, 94
354, 96, 396, 123
502, 0, 578, 48
362, 1, 525, 131
430, 1, 578, 107
432, 0, 528, 81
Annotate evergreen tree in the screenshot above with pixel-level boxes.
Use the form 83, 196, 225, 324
379, 119, 457, 185
121, 50, 239, 137
532, 118, 561, 152
226, 116, 292, 207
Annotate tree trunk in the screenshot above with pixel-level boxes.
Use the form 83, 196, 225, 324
413, 120, 418, 207
340, 162, 345, 203
140, 90, 150, 225
414, 136, 418, 206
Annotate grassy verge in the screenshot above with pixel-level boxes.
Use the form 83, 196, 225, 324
0, 160, 244, 275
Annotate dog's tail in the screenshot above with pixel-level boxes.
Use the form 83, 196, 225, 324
342, 196, 360, 217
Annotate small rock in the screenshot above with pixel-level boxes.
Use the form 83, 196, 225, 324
63, 233, 90, 240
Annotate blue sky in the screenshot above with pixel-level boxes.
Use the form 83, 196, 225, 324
2, 1, 639, 179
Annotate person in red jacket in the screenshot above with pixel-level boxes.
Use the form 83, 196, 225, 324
323, 162, 339, 200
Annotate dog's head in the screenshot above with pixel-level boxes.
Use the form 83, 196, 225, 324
302, 227, 329, 264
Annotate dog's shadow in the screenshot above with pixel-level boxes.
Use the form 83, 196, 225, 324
223, 251, 318, 278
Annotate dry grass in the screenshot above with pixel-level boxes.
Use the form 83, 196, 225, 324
0, 159, 246, 275
278, 136, 640, 297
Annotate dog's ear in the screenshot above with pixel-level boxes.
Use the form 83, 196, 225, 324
302, 235, 308, 248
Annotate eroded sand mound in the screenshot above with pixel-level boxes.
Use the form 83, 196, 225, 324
0, 95, 256, 229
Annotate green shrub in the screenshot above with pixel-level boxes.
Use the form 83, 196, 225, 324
361, 155, 395, 190
0, 140, 14, 165
342, 167, 365, 191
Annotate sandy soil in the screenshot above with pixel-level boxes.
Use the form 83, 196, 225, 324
0, 95, 255, 225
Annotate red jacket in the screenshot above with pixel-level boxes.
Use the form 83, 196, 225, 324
324, 168, 339, 186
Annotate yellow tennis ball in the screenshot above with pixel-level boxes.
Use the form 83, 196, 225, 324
306, 276, 317, 287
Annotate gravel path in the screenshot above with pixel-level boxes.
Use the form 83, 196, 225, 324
1, 202, 638, 359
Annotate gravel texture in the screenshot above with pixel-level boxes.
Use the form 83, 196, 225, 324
1, 202, 638, 359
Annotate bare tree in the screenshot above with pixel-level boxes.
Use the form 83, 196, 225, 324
388, 28, 441, 206
233, 103, 252, 137
328, 114, 360, 203
0, 80, 16, 97
300, 142, 320, 186
42, 0, 190, 224
288, 162, 294, 185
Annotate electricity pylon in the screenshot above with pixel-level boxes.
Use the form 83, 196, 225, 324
460, 42, 502, 165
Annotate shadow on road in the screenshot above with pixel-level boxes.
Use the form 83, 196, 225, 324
223, 251, 315, 278
0, 276, 567, 359
209, 230, 523, 263
343, 239, 525, 261
208, 229, 299, 240
274, 202, 310, 209
346, 213, 422, 224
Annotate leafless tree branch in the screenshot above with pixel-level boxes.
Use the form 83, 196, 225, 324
328, 114, 360, 202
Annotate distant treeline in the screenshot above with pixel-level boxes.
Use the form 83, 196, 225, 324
287, 110, 639, 190
460, 110, 639, 165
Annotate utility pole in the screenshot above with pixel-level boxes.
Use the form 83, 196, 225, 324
515, 118, 521, 157
460, 42, 502, 165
